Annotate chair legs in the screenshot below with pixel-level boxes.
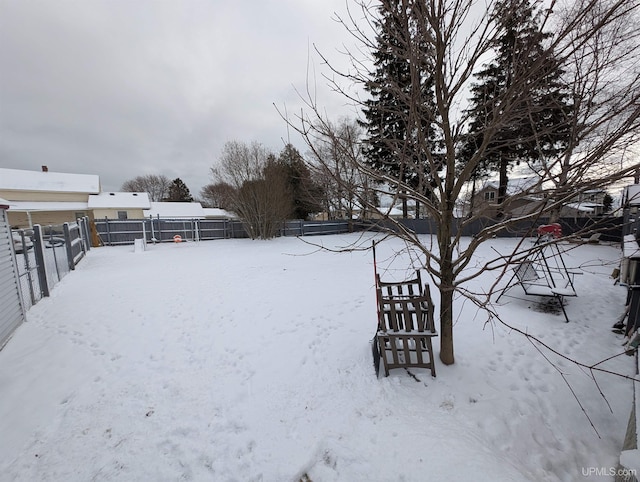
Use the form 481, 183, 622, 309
377, 333, 436, 377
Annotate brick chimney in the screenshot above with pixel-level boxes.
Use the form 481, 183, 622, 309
41, 165, 48, 172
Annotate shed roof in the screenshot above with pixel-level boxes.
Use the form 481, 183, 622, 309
88, 192, 151, 209
0, 168, 100, 194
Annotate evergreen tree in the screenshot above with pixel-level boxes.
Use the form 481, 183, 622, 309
165, 178, 194, 202
277, 144, 323, 220
359, 0, 440, 218
462, 0, 572, 217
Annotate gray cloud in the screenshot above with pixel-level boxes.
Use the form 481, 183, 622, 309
0, 0, 359, 196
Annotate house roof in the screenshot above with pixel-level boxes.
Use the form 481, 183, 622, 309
144, 202, 206, 218
563, 202, 600, 213
0, 168, 100, 194
6, 201, 89, 212
202, 208, 235, 219
88, 192, 151, 209
0, 197, 9, 209
481, 176, 540, 196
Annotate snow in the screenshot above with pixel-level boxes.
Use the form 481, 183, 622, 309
144, 201, 206, 218
202, 207, 236, 219
88, 192, 151, 209
6, 201, 89, 212
0, 168, 100, 194
0, 233, 634, 481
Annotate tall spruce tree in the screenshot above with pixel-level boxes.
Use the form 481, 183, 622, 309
462, 0, 572, 217
359, 0, 440, 218
165, 178, 194, 202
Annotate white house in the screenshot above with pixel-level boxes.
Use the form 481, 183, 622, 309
0, 167, 100, 228
88, 192, 151, 220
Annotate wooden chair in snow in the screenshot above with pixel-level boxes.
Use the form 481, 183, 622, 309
376, 271, 424, 300
375, 274, 437, 377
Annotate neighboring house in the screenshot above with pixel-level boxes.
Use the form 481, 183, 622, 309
144, 202, 207, 219
88, 192, 151, 220
470, 179, 606, 219
559, 189, 607, 217
470, 177, 544, 218
0, 167, 100, 228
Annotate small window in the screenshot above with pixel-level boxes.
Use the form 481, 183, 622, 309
484, 191, 496, 201
117, 211, 128, 220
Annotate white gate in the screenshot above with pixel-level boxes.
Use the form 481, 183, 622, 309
0, 203, 24, 349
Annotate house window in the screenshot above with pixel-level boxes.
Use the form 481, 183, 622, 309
484, 191, 496, 201
117, 211, 128, 220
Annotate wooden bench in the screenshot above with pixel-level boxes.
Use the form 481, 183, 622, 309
375, 277, 437, 377
512, 260, 576, 322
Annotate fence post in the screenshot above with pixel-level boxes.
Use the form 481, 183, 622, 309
77, 218, 87, 255
32, 225, 50, 297
19, 229, 37, 305
82, 216, 91, 251
157, 215, 162, 243
104, 217, 111, 246
63, 222, 75, 271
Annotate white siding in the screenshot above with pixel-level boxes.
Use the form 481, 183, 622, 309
0, 208, 24, 348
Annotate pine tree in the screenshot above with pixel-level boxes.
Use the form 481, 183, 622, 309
359, 0, 440, 218
165, 178, 194, 202
462, 0, 572, 217
277, 144, 323, 220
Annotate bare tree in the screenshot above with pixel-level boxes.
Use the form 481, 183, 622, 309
284, 0, 640, 365
211, 141, 293, 239
308, 118, 378, 223
200, 182, 236, 209
121, 174, 171, 202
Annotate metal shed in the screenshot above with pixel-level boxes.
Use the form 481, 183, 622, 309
0, 198, 24, 349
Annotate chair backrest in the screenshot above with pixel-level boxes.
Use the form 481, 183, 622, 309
514, 261, 539, 283
378, 286, 436, 333
376, 271, 423, 300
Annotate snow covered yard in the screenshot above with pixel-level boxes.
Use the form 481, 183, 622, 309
0, 233, 634, 481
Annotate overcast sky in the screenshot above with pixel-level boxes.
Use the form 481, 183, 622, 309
0, 0, 363, 196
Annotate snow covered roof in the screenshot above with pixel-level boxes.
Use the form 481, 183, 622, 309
564, 202, 600, 213
482, 176, 540, 196
6, 201, 89, 212
88, 192, 151, 209
202, 208, 235, 219
144, 202, 206, 218
0, 168, 100, 194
